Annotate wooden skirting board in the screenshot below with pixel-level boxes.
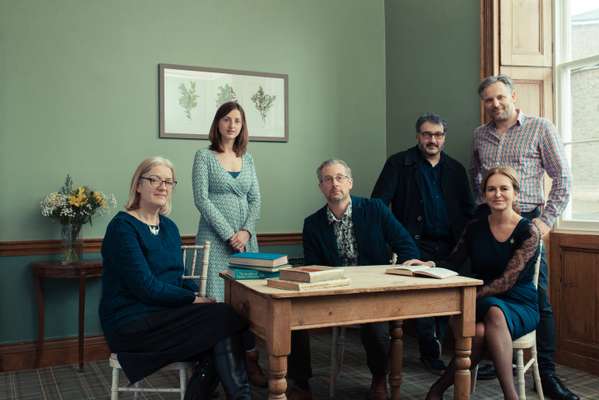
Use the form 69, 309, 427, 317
0, 233, 302, 257
0, 336, 110, 372
550, 231, 599, 377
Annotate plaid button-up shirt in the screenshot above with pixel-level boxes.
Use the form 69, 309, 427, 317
470, 111, 571, 227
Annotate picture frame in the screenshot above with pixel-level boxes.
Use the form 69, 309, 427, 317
159, 64, 288, 142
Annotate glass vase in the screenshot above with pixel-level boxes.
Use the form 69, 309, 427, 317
61, 223, 83, 264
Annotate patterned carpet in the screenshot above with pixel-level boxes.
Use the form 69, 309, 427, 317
1, 330, 597, 399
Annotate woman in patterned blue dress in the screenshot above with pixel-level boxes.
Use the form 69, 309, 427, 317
419, 167, 541, 400
192, 101, 261, 301
192, 101, 265, 386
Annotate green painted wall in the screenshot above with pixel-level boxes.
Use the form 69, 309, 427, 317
384, 0, 480, 167
0, 254, 104, 343
0, 0, 386, 343
0, 244, 304, 344
0, 0, 387, 242
0, 0, 483, 346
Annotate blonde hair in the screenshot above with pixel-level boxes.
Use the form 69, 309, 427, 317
482, 166, 520, 213
125, 156, 176, 215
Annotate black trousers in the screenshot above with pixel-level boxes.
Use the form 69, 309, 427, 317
288, 322, 390, 382
415, 238, 452, 358
520, 209, 556, 375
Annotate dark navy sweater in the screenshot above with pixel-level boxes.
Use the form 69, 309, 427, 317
99, 212, 197, 335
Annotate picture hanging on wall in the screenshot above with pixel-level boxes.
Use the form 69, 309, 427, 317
159, 64, 288, 142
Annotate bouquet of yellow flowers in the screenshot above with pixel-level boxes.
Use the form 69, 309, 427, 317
41, 175, 116, 263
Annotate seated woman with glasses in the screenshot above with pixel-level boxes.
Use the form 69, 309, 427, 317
99, 156, 252, 399
406, 167, 541, 400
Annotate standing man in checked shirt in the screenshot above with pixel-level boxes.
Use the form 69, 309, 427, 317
471, 74, 577, 400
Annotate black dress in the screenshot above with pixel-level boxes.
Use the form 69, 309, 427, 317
99, 212, 248, 383
440, 217, 540, 339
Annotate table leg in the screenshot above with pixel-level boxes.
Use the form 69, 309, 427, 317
453, 336, 472, 400
389, 320, 403, 400
34, 271, 44, 368
453, 286, 476, 399
268, 354, 288, 400
78, 273, 86, 370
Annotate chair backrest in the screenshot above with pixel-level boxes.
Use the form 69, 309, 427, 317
532, 242, 543, 289
181, 242, 211, 296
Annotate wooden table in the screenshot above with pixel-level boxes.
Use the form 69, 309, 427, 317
31, 260, 103, 369
222, 265, 482, 400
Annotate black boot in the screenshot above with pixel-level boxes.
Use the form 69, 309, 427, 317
541, 373, 580, 400
213, 336, 252, 400
184, 356, 220, 400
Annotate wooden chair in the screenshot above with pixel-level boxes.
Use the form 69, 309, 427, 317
472, 243, 544, 400
329, 253, 398, 398
109, 241, 211, 400
109, 356, 192, 400
181, 242, 211, 297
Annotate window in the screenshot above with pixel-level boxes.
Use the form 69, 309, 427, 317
555, 0, 599, 229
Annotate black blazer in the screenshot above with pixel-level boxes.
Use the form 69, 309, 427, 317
371, 146, 474, 244
302, 196, 420, 266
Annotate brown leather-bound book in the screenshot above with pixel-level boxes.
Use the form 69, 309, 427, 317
279, 266, 345, 283
266, 277, 351, 291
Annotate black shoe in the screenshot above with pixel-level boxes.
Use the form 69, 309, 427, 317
476, 362, 496, 380
541, 374, 580, 400
420, 356, 446, 375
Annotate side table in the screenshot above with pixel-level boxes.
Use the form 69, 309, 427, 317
31, 260, 103, 370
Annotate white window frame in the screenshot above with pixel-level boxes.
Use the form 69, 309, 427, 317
554, 0, 599, 231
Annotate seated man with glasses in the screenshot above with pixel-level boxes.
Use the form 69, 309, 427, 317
286, 159, 420, 400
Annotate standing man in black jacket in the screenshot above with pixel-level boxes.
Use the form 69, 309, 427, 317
371, 112, 475, 374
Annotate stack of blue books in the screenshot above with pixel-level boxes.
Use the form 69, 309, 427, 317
227, 252, 291, 280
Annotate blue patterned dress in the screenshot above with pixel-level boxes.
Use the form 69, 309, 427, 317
192, 148, 261, 301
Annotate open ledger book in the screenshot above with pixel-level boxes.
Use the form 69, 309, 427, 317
385, 264, 458, 279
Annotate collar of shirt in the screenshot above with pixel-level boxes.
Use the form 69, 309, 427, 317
417, 149, 445, 169
485, 109, 526, 133
326, 200, 352, 225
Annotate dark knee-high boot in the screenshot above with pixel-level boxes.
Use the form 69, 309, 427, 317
213, 336, 252, 400
184, 356, 220, 400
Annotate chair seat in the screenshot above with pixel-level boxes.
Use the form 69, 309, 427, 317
513, 330, 536, 349
109, 352, 194, 400
109, 353, 194, 372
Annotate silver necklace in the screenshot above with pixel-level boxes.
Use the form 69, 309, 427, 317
148, 224, 160, 235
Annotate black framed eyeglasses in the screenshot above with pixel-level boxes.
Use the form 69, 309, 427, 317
320, 175, 350, 184
419, 131, 446, 139
141, 175, 177, 188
